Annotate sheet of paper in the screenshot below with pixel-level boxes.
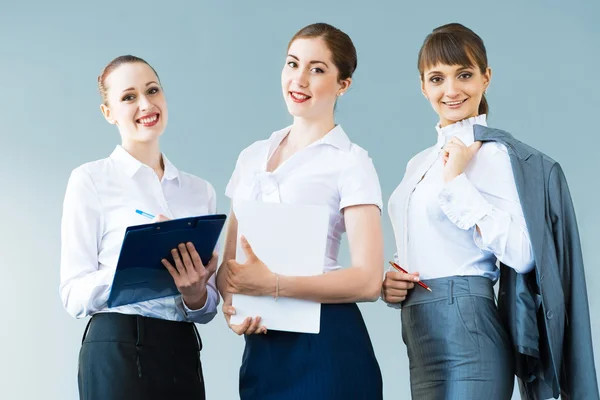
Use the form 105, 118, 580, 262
230, 200, 329, 334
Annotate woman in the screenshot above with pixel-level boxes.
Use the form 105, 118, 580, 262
60, 55, 218, 400
216, 23, 384, 399
382, 23, 534, 399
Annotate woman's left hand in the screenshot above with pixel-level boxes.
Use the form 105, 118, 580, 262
226, 236, 276, 297
442, 137, 482, 183
162, 243, 218, 309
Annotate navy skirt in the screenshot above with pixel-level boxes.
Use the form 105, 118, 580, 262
239, 303, 383, 400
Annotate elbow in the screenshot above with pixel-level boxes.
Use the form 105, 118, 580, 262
60, 283, 88, 319
361, 277, 383, 302
512, 259, 535, 274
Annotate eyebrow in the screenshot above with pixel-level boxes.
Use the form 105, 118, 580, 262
287, 54, 329, 68
427, 65, 474, 77
121, 81, 159, 93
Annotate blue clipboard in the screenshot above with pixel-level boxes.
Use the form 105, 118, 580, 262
107, 214, 227, 308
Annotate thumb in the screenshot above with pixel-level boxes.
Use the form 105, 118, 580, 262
152, 214, 170, 223
240, 236, 258, 262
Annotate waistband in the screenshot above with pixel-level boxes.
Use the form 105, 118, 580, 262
82, 312, 201, 350
402, 275, 495, 307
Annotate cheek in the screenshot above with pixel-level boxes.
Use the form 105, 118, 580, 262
312, 79, 337, 100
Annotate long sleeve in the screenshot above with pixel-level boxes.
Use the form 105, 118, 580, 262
438, 144, 535, 274
59, 168, 112, 319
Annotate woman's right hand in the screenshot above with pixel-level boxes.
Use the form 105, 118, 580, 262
222, 301, 267, 335
382, 270, 420, 303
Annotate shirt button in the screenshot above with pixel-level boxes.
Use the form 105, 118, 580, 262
546, 310, 554, 319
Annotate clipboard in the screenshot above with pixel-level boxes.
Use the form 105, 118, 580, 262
107, 214, 227, 308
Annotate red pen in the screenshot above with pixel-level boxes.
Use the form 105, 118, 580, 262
389, 261, 432, 292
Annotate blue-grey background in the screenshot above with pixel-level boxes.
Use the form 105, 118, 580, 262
1, 1, 598, 399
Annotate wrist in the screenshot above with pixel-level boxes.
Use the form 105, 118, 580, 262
183, 289, 208, 310
266, 272, 278, 297
444, 170, 462, 183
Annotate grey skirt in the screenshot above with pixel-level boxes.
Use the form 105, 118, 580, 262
401, 276, 514, 400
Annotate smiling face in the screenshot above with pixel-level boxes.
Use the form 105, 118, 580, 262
421, 62, 491, 127
100, 62, 168, 146
281, 37, 351, 121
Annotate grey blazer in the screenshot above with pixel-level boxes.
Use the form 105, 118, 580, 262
474, 125, 598, 400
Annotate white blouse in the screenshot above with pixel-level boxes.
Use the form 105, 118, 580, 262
225, 125, 382, 273
60, 145, 219, 323
388, 115, 534, 281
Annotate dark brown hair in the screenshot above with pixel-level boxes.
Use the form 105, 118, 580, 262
418, 23, 489, 115
288, 23, 357, 81
97, 55, 160, 105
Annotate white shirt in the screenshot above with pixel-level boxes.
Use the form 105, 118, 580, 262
60, 145, 219, 323
225, 125, 382, 273
388, 115, 534, 281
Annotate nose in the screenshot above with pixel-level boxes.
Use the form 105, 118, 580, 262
444, 78, 460, 98
292, 68, 309, 88
138, 94, 152, 111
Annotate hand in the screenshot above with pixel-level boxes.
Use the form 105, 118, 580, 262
442, 137, 482, 183
221, 301, 267, 335
382, 270, 420, 303
152, 214, 170, 223
226, 236, 276, 297
161, 243, 218, 310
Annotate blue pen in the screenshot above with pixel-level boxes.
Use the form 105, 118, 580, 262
135, 209, 156, 219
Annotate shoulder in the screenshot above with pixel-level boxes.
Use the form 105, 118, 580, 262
68, 157, 111, 186
177, 171, 216, 196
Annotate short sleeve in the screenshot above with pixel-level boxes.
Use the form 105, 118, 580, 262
338, 152, 383, 211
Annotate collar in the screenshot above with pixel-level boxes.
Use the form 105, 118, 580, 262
110, 145, 180, 184
435, 114, 488, 148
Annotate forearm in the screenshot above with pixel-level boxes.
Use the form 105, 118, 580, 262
60, 268, 113, 319
278, 265, 382, 303
216, 262, 231, 303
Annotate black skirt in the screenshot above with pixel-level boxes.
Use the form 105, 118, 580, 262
78, 312, 205, 400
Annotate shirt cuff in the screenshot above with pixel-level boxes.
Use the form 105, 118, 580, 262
438, 173, 492, 230
178, 289, 218, 324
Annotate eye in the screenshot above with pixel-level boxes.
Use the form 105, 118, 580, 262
287, 61, 298, 68
121, 94, 135, 102
458, 72, 473, 80
311, 67, 324, 73
429, 76, 442, 83
147, 87, 160, 95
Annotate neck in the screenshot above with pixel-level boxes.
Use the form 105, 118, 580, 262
288, 115, 335, 149
121, 139, 164, 179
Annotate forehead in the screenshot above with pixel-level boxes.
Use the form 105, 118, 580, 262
288, 37, 333, 61
424, 63, 475, 74
105, 62, 158, 93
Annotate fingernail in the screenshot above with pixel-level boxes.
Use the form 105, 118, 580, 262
414, 276, 420, 282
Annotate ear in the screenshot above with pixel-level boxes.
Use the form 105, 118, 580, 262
337, 77, 352, 96
100, 104, 116, 125
483, 67, 492, 89
420, 77, 428, 99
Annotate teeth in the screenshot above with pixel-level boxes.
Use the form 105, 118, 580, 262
291, 92, 309, 100
445, 100, 465, 106
138, 115, 158, 124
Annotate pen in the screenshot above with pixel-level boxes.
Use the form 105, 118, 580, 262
388, 261, 432, 292
135, 209, 156, 219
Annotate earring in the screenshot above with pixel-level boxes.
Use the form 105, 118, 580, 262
338, 92, 344, 97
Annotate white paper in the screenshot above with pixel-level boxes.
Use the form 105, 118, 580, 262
231, 200, 329, 334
